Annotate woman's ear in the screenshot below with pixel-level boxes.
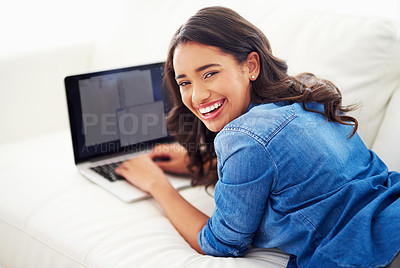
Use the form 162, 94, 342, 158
246, 52, 260, 81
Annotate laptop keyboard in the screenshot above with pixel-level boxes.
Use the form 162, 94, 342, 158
90, 161, 125, 182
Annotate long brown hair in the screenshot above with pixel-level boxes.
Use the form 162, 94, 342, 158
164, 6, 358, 187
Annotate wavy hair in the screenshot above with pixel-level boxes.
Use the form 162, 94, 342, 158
164, 6, 358, 187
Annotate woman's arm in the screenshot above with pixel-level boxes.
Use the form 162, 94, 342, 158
197, 130, 274, 256
115, 154, 208, 253
151, 180, 208, 254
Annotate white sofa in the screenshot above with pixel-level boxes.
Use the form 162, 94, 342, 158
1, 1, 399, 267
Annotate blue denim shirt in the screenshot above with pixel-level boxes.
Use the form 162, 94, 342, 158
198, 102, 400, 267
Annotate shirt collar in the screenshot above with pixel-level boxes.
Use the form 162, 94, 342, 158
246, 101, 256, 112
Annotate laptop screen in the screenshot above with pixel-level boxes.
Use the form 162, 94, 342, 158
65, 62, 174, 164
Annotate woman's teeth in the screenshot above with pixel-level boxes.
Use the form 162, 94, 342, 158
199, 101, 223, 114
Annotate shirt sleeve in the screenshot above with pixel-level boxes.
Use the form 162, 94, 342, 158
198, 128, 277, 256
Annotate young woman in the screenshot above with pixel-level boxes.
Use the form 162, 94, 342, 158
115, 6, 400, 268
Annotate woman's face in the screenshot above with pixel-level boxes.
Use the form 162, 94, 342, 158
173, 42, 256, 132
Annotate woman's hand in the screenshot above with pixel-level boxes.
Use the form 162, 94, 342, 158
115, 145, 208, 255
150, 143, 190, 175
115, 154, 170, 194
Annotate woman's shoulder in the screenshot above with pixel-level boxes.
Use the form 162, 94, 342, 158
218, 102, 299, 146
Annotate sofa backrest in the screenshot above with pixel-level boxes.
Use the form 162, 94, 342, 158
251, 2, 400, 149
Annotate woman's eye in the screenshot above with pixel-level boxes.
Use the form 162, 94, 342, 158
204, 71, 218, 79
178, 81, 190, 87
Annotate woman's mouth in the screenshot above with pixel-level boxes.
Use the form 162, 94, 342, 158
197, 99, 225, 120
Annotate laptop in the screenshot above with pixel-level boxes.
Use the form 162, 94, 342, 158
65, 62, 191, 202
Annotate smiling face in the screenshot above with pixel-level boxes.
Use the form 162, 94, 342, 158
173, 42, 258, 132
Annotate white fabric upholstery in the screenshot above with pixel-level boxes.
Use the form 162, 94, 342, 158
0, 0, 399, 267
0, 132, 289, 268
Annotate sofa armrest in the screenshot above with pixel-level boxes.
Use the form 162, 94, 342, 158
372, 87, 400, 171
0, 42, 93, 144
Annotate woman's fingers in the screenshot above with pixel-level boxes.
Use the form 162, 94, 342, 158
150, 143, 190, 175
114, 154, 169, 193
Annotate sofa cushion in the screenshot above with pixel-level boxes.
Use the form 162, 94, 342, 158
0, 131, 289, 268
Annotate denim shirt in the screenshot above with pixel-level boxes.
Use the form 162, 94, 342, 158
198, 102, 400, 267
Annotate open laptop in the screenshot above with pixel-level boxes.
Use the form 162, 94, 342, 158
65, 62, 191, 202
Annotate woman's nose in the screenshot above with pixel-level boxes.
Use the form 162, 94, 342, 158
192, 84, 211, 105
